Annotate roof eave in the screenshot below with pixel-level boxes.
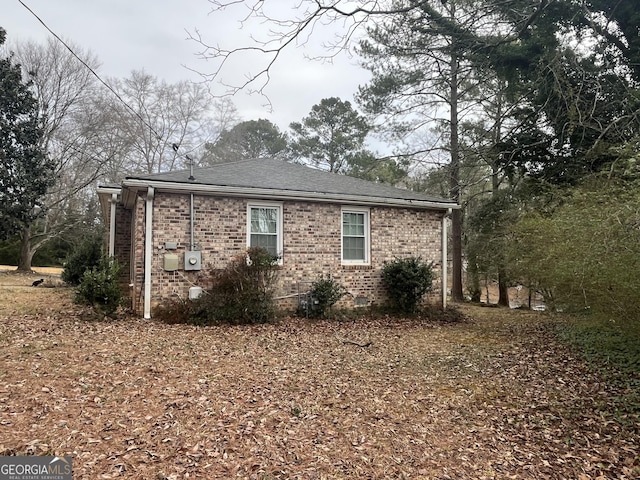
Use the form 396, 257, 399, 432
120, 178, 460, 210
96, 186, 122, 219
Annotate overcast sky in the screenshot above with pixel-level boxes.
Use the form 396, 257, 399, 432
4, 0, 371, 133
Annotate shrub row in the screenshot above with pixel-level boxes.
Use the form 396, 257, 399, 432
62, 237, 436, 324
156, 253, 435, 325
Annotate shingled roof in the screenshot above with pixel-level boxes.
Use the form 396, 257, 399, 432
117, 158, 457, 210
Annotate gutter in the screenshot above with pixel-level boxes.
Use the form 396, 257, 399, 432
144, 186, 154, 319
120, 179, 460, 211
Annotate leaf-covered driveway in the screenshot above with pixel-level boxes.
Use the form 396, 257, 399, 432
0, 289, 638, 479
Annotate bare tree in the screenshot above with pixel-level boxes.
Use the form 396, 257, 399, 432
11, 37, 103, 271
98, 71, 239, 180
188, 1, 428, 106
189, 1, 548, 97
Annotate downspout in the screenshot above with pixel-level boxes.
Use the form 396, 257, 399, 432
144, 186, 154, 319
108, 193, 117, 258
442, 208, 452, 309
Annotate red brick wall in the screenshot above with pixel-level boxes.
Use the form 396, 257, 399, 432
112, 204, 132, 303
126, 192, 445, 315
130, 196, 146, 313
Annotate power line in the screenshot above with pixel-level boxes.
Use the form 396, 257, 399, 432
17, 0, 163, 142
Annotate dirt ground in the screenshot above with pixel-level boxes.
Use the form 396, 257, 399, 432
0, 271, 638, 479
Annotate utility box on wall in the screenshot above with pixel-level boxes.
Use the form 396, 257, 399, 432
189, 286, 203, 299
184, 250, 202, 271
163, 253, 179, 271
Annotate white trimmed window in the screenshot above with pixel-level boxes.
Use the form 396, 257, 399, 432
247, 202, 283, 260
342, 208, 370, 264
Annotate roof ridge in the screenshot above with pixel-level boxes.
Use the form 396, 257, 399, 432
202, 157, 276, 169
121, 157, 456, 206
156, 157, 278, 176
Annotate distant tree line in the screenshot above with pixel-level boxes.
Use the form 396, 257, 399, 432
201, 97, 409, 185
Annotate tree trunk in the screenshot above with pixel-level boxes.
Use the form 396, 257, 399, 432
493, 87, 509, 307
16, 226, 35, 272
449, 5, 464, 303
451, 209, 464, 302
498, 268, 510, 306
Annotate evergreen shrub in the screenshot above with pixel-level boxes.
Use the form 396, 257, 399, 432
74, 256, 122, 317
382, 257, 435, 314
62, 235, 103, 285
305, 275, 347, 318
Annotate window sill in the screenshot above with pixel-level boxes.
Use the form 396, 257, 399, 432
341, 264, 374, 270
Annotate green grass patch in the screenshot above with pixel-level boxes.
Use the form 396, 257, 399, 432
555, 313, 640, 422
556, 313, 640, 376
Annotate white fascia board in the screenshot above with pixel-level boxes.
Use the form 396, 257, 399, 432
97, 186, 122, 219
121, 179, 460, 211
97, 186, 122, 195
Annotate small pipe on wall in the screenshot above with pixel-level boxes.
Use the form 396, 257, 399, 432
190, 193, 195, 250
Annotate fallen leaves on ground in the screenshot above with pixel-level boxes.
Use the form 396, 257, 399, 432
0, 277, 638, 479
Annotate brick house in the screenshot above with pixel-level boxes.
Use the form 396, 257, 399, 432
97, 158, 458, 318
